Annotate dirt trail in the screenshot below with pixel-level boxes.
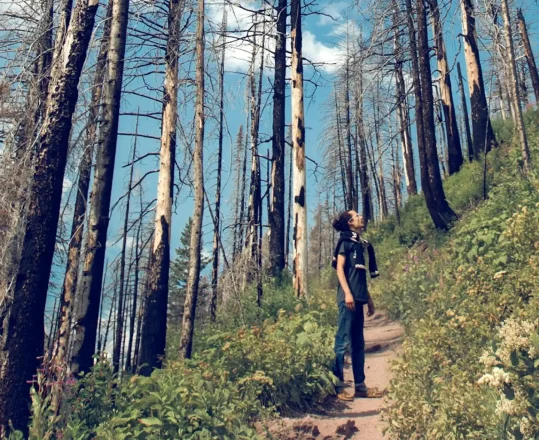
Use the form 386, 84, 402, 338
270, 313, 404, 439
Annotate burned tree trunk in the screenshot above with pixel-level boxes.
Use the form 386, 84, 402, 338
501, 0, 531, 170
428, 0, 463, 174
0, 0, 99, 435
457, 62, 474, 161
517, 10, 539, 105
460, 0, 497, 153
52, 0, 112, 373
392, 6, 418, 196
344, 58, 357, 212
353, 54, 373, 226
71, 0, 130, 375
407, 0, 457, 229
113, 137, 137, 373
268, 0, 287, 275
178, 0, 205, 360
290, 0, 307, 297
138, 0, 182, 376
210, 9, 226, 321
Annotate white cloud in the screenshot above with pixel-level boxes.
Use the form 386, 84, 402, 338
317, 2, 348, 26
303, 30, 345, 74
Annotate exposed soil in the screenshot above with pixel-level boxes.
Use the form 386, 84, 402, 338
267, 313, 404, 439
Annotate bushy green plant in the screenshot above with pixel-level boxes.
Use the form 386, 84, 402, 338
375, 136, 539, 438
196, 310, 337, 413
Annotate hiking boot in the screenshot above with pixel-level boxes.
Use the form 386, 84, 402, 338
354, 383, 385, 398
336, 389, 354, 401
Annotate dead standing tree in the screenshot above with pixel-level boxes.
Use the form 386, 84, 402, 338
501, 0, 530, 170
405, 0, 457, 229
517, 9, 539, 105
268, 0, 287, 276
138, 0, 184, 376
179, 0, 205, 360
427, 0, 463, 174
291, 0, 307, 297
71, 0, 130, 375
0, 0, 100, 434
460, 0, 497, 154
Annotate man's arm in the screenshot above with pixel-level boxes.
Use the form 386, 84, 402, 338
336, 254, 355, 311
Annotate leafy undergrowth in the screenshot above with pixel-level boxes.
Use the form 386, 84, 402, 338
23, 282, 338, 440
367, 112, 539, 439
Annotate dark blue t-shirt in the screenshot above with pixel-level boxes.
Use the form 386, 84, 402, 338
336, 240, 369, 304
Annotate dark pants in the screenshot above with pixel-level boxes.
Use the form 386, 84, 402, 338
333, 302, 365, 387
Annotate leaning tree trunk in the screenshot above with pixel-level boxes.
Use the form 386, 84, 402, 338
210, 9, 226, 321
290, 0, 307, 297
416, 0, 457, 229
51, 0, 112, 375
71, 0, 130, 375
517, 10, 539, 106
178, 0, 205, 360
460, 0, 497, 154
428, 0, 463, 174
138, 0, 182, 376
268, 0, 287, 276
0, 0, 99, 435
501, 0, 531, 170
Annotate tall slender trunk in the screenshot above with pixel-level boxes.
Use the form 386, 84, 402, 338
238, 112, 249, 252
232, 126, 244, 259
344, 59, 357, 211
335, 88, 349, 206
210, 10, 226, 321
285, 133, 293, 267
392, 7, 417, 196
460, 0, 497, 153
113, 136, 137, 372
353, 52, 373, 227
71, 0, 130, 375
269, 0, 287, 275
52, 0, 112, 372
291, 0, 307, 297
457, 62, 474, 161
428, 0, 463, 174
501, 0, 531, 170
125, 191, 144, 372
0, 0, 99, 435
416, 0, 456, 228
139, 0, 181, 376
178, 0, 205, 359
518, 10, 539, 105
373, 93, 388, 219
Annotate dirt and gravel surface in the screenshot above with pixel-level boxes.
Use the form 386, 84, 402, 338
268, 312, 404, 439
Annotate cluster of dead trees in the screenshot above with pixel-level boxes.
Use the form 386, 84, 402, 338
0, 0, 536, 436
0, 0, 308, 435
311, 0, 534, 252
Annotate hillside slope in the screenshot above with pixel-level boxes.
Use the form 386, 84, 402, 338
368, 114, 539, 439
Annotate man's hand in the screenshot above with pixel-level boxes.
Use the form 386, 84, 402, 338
345, 293, 355, 311
367, 296, 375, 317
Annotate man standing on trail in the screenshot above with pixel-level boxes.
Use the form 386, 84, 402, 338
331, 210, 382, 401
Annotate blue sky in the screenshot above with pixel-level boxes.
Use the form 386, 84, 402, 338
46, 0, 539, 327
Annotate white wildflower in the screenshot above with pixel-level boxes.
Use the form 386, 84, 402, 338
478, 367, 511, 388
497, 319, 538, 364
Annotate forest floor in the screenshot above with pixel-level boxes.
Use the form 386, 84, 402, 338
267, 312, 404, 439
